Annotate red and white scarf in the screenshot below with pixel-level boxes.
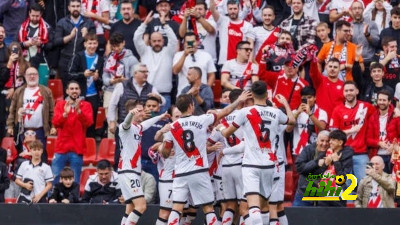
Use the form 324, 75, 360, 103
104, 49, 126, 77
18, 17, 49, 45
82, 0, 98, 15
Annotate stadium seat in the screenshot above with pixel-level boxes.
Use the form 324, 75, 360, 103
80, 168, 97, 195
213, 80, 222, 105
83, 138, 97, 166
1, 137, 17, 164
284, 171, 294, 202
46, 137, 57, 163
5, 198, 17, 204
95, 107, 106, 130
97, 138, 116, 165
48, 79, 64, 102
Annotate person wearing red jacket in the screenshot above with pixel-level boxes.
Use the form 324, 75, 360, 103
367, 90, 396, 173
51, 81, 93, 185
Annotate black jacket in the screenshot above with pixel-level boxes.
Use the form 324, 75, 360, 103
0, 66, 10, 90
296, 144, 354, 194
49, 182, 79, 203
68, 51, 104, 97
81, 181, 121, 204
0, 161, 10, 202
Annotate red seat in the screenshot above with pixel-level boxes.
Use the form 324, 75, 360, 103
48, 79, 64, 102
80, 168, 97, 195
346, 202, 355, 208
5, 198, 17, 204
212, 80, 222, 105
83, 138, 97, 166
46, 137, 57, 163
284, 171, 294, 202
1, 137, 17, 164
98, 138, 116, 165
95, 107, 106, 130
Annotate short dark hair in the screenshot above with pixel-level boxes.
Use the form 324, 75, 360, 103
280, 30, 293, 39
109, 32, 125, 46
120, 0, 132, 5
29, 3, 43, 13
67, 80, 80, 89
329, 130, 347, 146
381, 36, 396, 46
391, 6, 400, 16
146, 96, 161, 105
176, 94, 193, 113
370, 62, 385, 71
60, 167, 74, 179
229, 89, 243, 102
262, 5, 275, 14
97, 159, 112, 170
251, 81, 267, 99
344, 80, 358, 89
184, 31, 197, 41
195, 0, 208, 10
69, 0, 81, 5
84, 32, 98, 42
336, 20, 351, 30
327, 57, 340, 65
227, 0, 239, 6
29, 140, 43, 150
377, 89, 393, 101
189, 66, 202, 78
236, 41, 251, 50
301, 86, 316, 96
125, 99, 141, 113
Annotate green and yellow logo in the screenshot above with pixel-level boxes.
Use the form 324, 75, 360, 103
302, 173, 357, 201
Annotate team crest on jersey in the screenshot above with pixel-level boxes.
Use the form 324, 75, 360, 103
295, 85, 300, 91
343, 115, 348, 119
337, 85, 342, 90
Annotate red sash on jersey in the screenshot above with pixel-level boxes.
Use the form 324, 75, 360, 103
25, 89, 44, 120
368, 185, 382, 208
255, 27, 281, 64
170, 122, 204, 167
235, 61, 253, 89
221, 118, 241, 147
227, 21, 244, 60
209, 157, 218, 176
294, 108, 321, 155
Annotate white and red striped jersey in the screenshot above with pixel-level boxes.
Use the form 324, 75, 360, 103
118, 123, 143, 173
233, 105, 288, 167
221, 59, 259, 90
216, 16, 253, 65
158, 154, 175, 181
164, 114, 216, 176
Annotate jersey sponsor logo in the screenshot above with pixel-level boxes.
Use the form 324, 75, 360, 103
228, 28, 242, 37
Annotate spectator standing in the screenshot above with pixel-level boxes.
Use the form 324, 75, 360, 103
134, 12, 177, 112
181, 66, 214, 115
330, 81, 375, 182
350, 1, 380, 70
0, 24, 7, 65
81, 159, 122, 204
210, 0, 253, 66
80, 0, 110, 56
7, 67, 55, 162
15, 140, 53, 203
317, 20, 364, 81
40, 0, 70, 29
329, 0, 354, 27
0, 160, 10, 203
355, 156, 396, 208
0, 26, 10, 143
51, 81, 93, 184
287, 0, 320, 22
109, 0, 141, 60
0, 0, 29, 46
141, 170, 156, 204
69, 33, 104, 138
48, 167, 80, 204
364, 0, 392, 33
54, 0, 95, 89
280, 0, 318, 50
378, 37, 400, 91
173, 32, 216, 97
380, 7, 400, 50
315, 22, 332, 51
293, 131, 330, 206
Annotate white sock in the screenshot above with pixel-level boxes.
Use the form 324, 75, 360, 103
168, 210, 181, 225
242, 214, 251, 225
126, 210, 142, 225
261, 211, 269, 225
156, 217, 168, 225
205, 211, 219, 225
249, 206, 262, 225
121, 214, 128, 225
278, 211, 288, 225
222, 209, 234, 225
269, 219, 279, 225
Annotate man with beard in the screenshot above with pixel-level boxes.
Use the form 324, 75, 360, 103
109, 0, 141, 59
0, 24, 9, 145
52, 81, 93, 184
367, 90, 396, 174
17, 3, 54, 68
6, 67, 55, 163
280, 0, 317, 51
378, 37, 400, 91
54, 0, 95, 90
134, 11, 177, 113
210, 0, 253, 66
330, 81, 375, 182
380, 7, 400, 51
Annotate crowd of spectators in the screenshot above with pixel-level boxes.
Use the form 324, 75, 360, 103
1, 0, 400, 222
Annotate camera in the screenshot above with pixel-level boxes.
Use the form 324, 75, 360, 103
366, 162, 373, 168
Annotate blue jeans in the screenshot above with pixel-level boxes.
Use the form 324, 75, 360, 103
353, 154, 369, 182
52, 152, 83, 184
141, 159, 159, 183
160, 94, 171, 113
292, 190, 314, 207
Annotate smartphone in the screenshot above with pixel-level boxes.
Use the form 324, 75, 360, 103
12, 47, 18, 54
301, 98, 307, 104
90, 69, 96, 72
366, 162, 373, 168
187, 41, 194, 48
150, 111, 157, 117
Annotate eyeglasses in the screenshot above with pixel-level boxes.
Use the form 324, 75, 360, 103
239, 48, 253, 52
139, 70, 149, 73
24, 130, 36, 136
